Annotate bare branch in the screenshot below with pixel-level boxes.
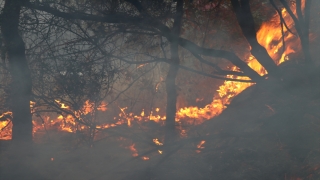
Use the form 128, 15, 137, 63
231, 0, 279, 77
25, 1, 262, 81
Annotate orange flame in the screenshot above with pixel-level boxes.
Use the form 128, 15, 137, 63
0, 2, 308, 141
153, 138, 163, 146
174, 1, 303, 124
55, 100, 70, 109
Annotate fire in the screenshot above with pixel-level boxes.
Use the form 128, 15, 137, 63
0, 111, 12, 121
0, 1, 307, 142
257, 8, 299, 64
196, 140, 206, 153
174, 1, 302, 124
153, 138, 163, 146
55, 100, 70, 109
197, 140, 206, 149
128, 144, 139, 157
140, 109, 145, 117
0, 99, 113, 140
127, 118, 131, 127
0, 120, 12, 140
141, 156, 150, 160
97, 101, 108, 111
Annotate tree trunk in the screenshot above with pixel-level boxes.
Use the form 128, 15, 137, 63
231, 0, 280, 77
1, 0, 33, 142
296, 0, 312, 63
165, 0, 183, 139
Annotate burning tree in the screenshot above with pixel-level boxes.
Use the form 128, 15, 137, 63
0, 0, 317, 145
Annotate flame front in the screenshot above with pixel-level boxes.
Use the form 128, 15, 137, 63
175, 1, 302, 124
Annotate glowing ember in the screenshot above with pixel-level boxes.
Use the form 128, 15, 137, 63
196, 140, 206, 153
127, 118, 131, 127
197, 140, 206, 149
141, 156, 149, 160
137, 63, 148, 69
97, 101, 108, 111
196, 98, 204, 102
55, 100, 70, 109
140, 109, 145, 117
128, 144, 139, 157
153, 138, 163, 146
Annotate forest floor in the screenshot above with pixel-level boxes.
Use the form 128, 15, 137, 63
1, 62, 320, 180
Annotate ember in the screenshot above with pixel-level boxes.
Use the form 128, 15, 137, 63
141, 156, 150, 160
153, 138, 163, 146
128, 144, 139, 157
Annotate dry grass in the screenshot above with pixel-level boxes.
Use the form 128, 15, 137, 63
1, 64, 320, 180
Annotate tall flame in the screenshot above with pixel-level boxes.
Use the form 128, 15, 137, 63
175, 2, 302, 123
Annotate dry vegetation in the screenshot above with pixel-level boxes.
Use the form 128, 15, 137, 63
1, 63, 320, 180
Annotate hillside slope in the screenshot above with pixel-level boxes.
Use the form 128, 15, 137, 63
1, 63, 320, 180
196, 63, 320, 179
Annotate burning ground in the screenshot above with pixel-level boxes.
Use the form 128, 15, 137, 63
2, 64, 320, 180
